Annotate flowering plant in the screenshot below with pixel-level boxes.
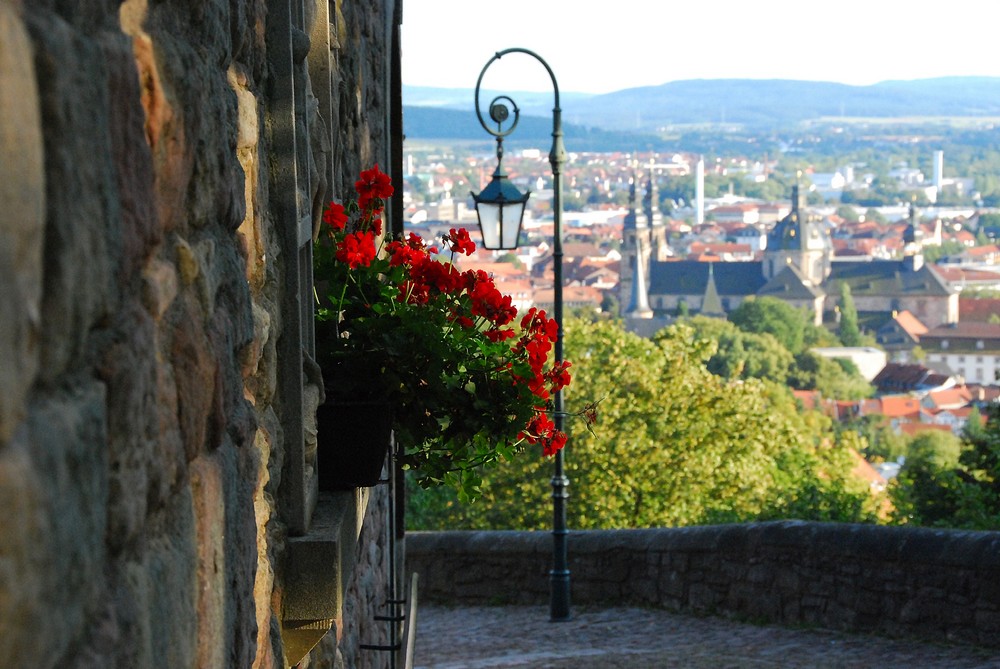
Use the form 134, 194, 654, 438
314, 165, 571, 498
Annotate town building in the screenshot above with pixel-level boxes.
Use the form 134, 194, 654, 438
622, 184, 959, 331
921, 322, 1000, 385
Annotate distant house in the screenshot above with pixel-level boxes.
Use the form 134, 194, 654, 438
732, 225, 767, 252
810, 347, 887, 381
534, 285, 604, 313
963, 244, 1000, 265
934, 267, 1000, 293
921, 322, 1000, 385
922, 386, 974, 411
876, 310, 928, 362
709, 203, 760, 225
686, 242, 755, 262
872, 362, 956, 394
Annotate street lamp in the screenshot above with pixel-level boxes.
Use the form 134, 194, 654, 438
470, 95, 529, 249
471, 48, 570, 622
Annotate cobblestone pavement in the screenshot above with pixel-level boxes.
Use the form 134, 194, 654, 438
413, 605, 1000, 669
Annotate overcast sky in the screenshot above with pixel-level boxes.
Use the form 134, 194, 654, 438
401, 0, 1000, 94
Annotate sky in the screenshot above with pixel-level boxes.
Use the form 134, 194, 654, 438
401, 0, 1000, 95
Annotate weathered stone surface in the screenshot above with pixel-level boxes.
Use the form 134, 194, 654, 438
18, 383, 109, 667
0, 437, 48, 665
3, 2, 398, 668
101, 30, 160, 279
0, 3, 44, 444
169, 292, 221, 459
144, 489, 198, 669
191, 453, 227, 668
97, 302, 159, 554
141, 257, 180, 320
27, 10, 121, 384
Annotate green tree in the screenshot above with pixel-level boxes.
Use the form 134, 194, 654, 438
835, 205, 860, 222
864, 207, 888, 225
788, 351, 873, 400
952, 406, 1000, 528
837, 281, 862, 347
890, 406, 1000, 530
683, 315, 793, 384
841, 414, 908, 461
977, 212, 1000, 230
496, 252, 524, 269
922, 240, 965, 263
408, 318, 877, 530
891, 431, 964, 527
728, 297, 808, 354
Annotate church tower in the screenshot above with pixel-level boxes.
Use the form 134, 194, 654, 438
903, 201, 924, 271
644, 161, 669, 262
625, 236, 654, 319
763, 184, 830, 285
620, 170, 651, 313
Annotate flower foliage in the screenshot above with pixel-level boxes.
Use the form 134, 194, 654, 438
314, 165, 570, 498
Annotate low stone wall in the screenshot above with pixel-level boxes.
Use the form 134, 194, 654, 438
407, 522, 1000, 648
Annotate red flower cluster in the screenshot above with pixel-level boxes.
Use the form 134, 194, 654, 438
355, 163, 394, 215
323, 164, 395, 268
323, 202, 348, 230
388, 231, 571, 455
316, 165, 571, 471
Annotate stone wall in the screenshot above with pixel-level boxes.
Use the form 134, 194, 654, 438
408, 522, 1000, 648
0, 0, 400, 667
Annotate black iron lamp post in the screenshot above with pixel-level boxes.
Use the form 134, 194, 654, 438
471, 47, 570, 622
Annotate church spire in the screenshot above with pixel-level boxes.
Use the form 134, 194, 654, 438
623, 170, 648, 231
904, 199, 924, 271
625, 236, 653, 319
644, 161, 663, 229
700, 262, 725, 317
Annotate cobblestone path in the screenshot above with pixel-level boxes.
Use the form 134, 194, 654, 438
413, 605, 1000, 668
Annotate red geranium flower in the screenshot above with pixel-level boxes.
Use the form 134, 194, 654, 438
323, 202, 348, 230
355, 163, 394, 211
335, 230, 377, 268
444, 227, 477, 256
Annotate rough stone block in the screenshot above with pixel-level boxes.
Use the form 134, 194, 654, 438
27, 15, 119, 383
0, 3, 44, 444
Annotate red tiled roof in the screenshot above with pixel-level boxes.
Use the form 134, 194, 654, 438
959, 297, 1000, 322
924, 322, 1000, 339
877, 396, 923, 419
934, 266, 1000, 284
899, 423, 954, 437
967, 244, 1000, 258
894, 310, 928, 338
924, 387, 973, 409
688, 242, 753, 255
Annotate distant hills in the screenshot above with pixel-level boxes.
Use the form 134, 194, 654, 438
403, 77, 1000, 148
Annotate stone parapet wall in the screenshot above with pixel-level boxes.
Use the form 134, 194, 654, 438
408, 522, 1000, 648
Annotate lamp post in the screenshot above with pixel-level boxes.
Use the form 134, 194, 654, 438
471, 48, 570, 622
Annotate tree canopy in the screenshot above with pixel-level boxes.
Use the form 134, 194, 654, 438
890, 406, 1000, 530
728, 297, 808, 354
837, 281, 862, 347
407, 317, 878, 530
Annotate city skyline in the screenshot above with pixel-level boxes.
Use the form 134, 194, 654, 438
402, 0, 1000, 95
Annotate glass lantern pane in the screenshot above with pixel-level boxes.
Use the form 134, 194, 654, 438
501, 203, 524, 248
477, 203, 502, 249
